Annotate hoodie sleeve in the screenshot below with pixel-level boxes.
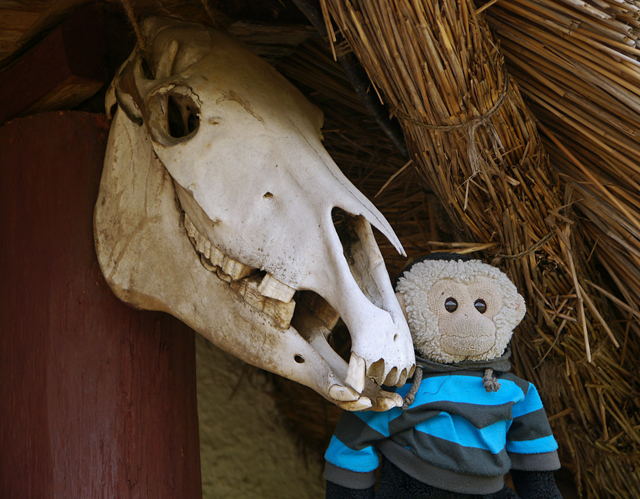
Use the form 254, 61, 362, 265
507, 382, 561, 471
324, 410, 391, 488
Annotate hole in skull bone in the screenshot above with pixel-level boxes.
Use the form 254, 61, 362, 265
324, 320, 351, 362
332, 208, 363, 270
147, 88, 201, 145
167, 94, 199, 138
108, 102, 118, 119
294, 354, 305, 364
332, 208, 385, 307
263, 192, 274, 200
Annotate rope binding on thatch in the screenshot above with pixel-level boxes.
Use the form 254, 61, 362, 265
394, 76, 509, 177
393, 77, 509, 132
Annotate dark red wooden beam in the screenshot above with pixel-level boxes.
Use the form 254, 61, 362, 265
0, 6, 108, 124
0, 111, 202, 498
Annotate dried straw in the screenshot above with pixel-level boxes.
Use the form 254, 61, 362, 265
482, 0, 640, 495
320, 1, 637, 496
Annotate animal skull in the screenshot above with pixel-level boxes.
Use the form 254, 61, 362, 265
94, 18, 414, 410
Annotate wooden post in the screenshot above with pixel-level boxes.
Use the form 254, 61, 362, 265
0, 112, 202, 499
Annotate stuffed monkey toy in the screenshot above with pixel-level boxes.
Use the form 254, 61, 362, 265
324, 253, 563, 499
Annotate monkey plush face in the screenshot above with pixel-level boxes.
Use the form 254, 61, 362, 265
396, 259, 526, 363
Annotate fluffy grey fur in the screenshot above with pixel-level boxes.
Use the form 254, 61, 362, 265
395, 259, 526, 363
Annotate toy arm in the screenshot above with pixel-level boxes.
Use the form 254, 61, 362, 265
511, 469, 563, 499
324, 456, 377, 499
507, 383, 560, 460
326, 479, 375, 499
324, 437, 379, 491
507, 382, 563, 498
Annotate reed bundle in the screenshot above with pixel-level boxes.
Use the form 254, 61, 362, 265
484, 0, 640, 315
482, 1, 640, 496
319, 0, 637, 496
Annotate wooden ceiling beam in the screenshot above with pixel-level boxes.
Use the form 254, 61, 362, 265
0, 4, 108, 124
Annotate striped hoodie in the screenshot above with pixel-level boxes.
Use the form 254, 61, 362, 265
324, 370, 560, 495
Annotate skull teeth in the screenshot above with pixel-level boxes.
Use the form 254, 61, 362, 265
298, 293, 339, 330
258, 274, 296, 303
185, 212, 253, 281
366, 359, 386, 383
210, 246, 225, 267
184, 212, 296, 327
230, 276, 295, 329
222, 256, 252, 281
184, 212, 340, 334
200, 254, 216, 271
345, 353, 366, 393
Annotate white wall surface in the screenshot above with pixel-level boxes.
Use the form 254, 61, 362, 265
196, 334, 325, 499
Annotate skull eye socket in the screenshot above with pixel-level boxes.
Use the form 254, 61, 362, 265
167, 94, 199, 138
444, 297, 458, 313
474, 299, 487, 314
146, 87, 201, 145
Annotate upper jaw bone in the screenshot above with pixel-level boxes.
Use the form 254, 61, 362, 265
185, 212, 297, 327
335, 214, 415, 388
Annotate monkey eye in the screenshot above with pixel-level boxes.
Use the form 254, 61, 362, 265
474, 299, 487, 314
444, 297, 458, 313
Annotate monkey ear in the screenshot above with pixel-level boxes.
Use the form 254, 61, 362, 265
514, 293, 526, 324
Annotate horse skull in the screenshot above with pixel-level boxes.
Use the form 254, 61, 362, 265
94, 18, 414, 410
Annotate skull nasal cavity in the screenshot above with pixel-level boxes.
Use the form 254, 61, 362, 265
332, 207, 386, 307
332, 208, 359, 260
167, 94, 199, 138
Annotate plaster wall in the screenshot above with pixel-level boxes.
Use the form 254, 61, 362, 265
196, 334, 324, 498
